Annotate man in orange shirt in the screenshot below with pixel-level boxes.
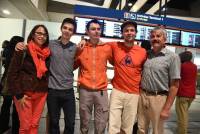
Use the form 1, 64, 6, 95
75, 20, 146, 134
108, 21, 146, 134
74, 19, 112, 134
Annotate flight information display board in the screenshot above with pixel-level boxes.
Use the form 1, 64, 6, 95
166, 29, 181, 45
74, 16, 200, 48
103, 20, 122, 38
136, 25, 154, 40
181, 31, 200, 48
75, 16, 104, 34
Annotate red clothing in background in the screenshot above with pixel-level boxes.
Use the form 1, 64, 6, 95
177, 61, 197, 98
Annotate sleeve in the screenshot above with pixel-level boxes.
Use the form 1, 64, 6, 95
169, 54, 181, 80
106, 42, 114, 65
73, 48, 82, 70
7, 50, 24, 97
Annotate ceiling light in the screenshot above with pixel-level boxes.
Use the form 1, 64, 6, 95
162, 8, 167, 11
2, 9, 10, 15
128, 2, 133, 7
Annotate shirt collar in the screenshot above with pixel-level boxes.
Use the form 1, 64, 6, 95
86, 40, 105, 47
148, 47, 167, 58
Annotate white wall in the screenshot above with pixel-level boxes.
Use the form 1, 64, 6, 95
0, 18, 23, 51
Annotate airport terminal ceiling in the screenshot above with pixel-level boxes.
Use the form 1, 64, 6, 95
0, 0, 200, 22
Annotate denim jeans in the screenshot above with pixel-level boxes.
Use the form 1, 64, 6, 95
47, 88, 75, 134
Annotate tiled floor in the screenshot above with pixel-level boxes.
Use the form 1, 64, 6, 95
1, 95, 200, 134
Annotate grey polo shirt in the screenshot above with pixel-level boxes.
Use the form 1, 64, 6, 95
141, 48, 180, 92
48, 40, 77, 90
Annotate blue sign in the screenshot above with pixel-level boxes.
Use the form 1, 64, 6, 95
74, 5, 200, 31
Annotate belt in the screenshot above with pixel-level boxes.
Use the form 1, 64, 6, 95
142, 89, 168, 96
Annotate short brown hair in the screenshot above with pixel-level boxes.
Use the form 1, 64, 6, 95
179, 51, 193, 63
121, 20, 137, 33
61, 18, 77, 33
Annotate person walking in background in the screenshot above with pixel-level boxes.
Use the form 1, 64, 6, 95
0, 40, 9, 95
175, 51, 197, 134
140, 40, 151, 51
0, 39, 11, 133
74, 19, 112, 134
0, 36, 24, 134
7, 24, 50, 134
137, 27, 180, 134
0, 40, 9, 94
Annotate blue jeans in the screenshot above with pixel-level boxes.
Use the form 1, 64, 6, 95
47, 88, 75, 134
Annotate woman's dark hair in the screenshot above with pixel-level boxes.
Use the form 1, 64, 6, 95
2, 40, 9, 48
9, 36, 24, 48
27, 24, 49, 47
141, 40, 151, 51
179, 51, 193, 63
3, 36, 24, 70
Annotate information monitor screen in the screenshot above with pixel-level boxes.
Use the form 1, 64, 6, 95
75, 16, 104, 35
103, 20, 123, 38
181, 31, 200, 48
136, 25, 154, 40
166, 29, 181, 45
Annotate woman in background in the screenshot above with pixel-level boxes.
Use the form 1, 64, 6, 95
0, 36, 24, 134
176, 51, 197, 134
7, 24, 50, 134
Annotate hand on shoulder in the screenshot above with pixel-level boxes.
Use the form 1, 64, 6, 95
15, 42, 27, 51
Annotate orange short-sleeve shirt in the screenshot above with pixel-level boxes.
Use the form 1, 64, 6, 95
110, 42, 147, 94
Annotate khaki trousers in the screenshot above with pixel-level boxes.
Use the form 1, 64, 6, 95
79, 88, 109, 134
137, 91, 167, 134
108, 88, 139, 134
175, 96, 194, 134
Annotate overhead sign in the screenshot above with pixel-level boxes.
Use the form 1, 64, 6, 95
74, 5, 200, 31
124, 12, 164, 22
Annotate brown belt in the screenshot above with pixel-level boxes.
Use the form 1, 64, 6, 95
142, 89, 168, 96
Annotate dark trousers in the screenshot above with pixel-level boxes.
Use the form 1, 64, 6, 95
0, 95, 19, 134
47, 88, 75, 134
132, 122, 138, 134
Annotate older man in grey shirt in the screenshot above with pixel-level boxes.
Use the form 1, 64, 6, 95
137, 27, 180, 134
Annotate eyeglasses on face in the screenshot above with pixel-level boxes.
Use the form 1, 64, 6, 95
35, 32, 47, 37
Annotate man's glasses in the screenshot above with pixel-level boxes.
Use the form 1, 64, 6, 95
35, 32, 47, 37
